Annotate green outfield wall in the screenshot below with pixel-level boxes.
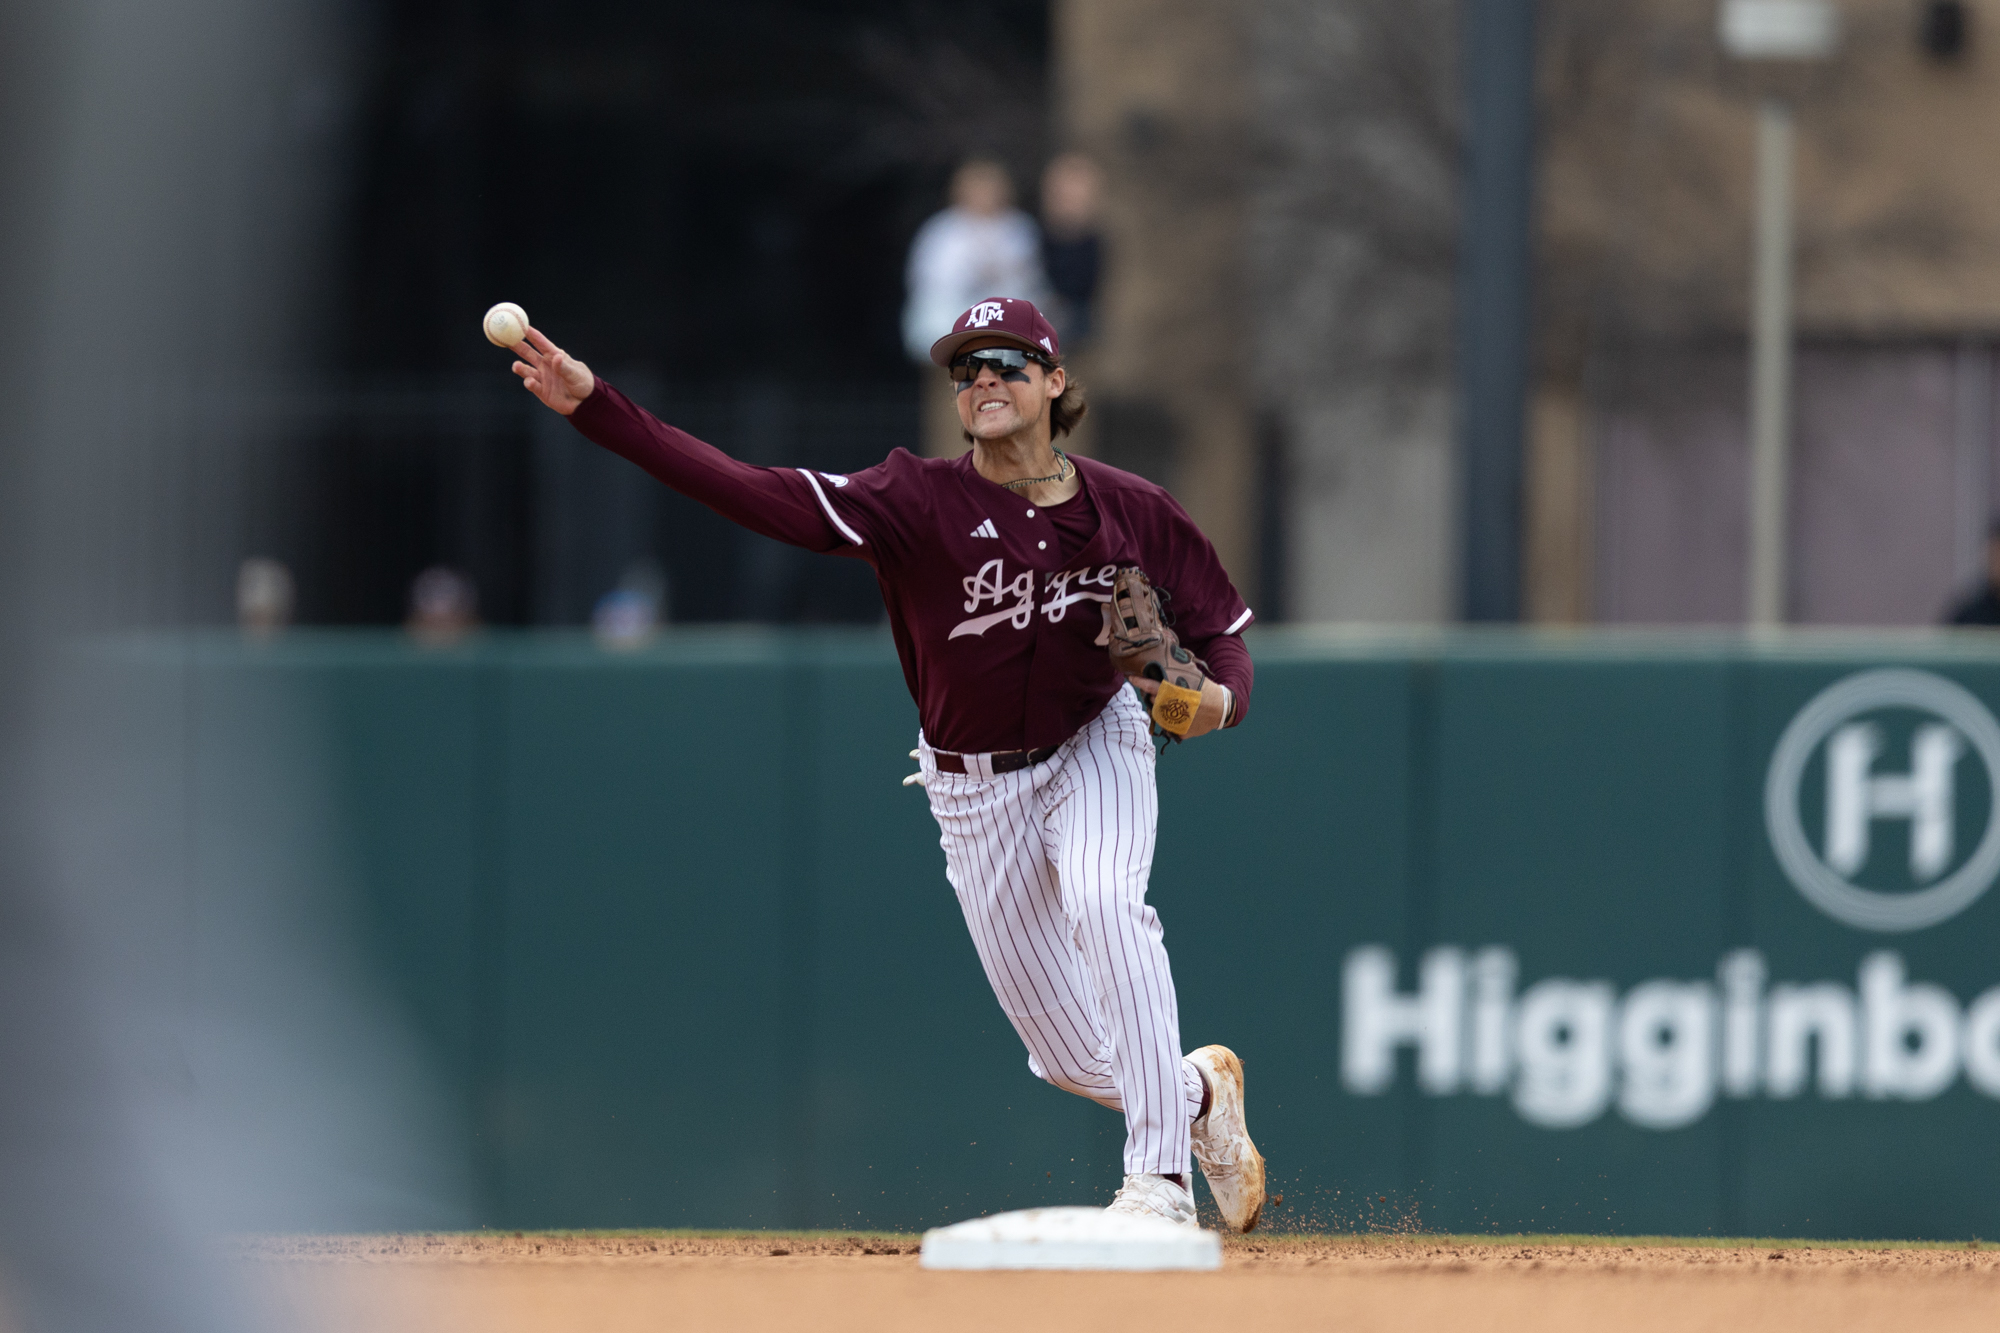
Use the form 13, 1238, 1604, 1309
87, 628, 2000, 1237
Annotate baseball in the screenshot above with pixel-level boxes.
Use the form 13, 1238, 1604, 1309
483, 301, 530, 348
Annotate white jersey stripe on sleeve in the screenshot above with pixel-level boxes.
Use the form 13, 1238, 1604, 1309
1224, 607, 1254, 635
795, 468, 865, 546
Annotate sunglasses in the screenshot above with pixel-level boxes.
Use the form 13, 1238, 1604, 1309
949, 346, 1051, 386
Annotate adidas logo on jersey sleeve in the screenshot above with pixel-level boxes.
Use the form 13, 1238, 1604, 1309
971, 519, 999, 539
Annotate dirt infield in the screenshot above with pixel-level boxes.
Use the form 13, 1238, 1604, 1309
244, 1233, 2000, 1332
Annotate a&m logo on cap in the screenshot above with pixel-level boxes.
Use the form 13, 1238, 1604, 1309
964, 301, 1006, 328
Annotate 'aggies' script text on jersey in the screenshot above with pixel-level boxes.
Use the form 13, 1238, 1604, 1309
569, 380, 1254, 754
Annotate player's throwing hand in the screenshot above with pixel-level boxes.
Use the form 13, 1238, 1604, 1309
511, 328, 597, 416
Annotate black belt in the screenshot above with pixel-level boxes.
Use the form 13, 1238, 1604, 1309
932, 743, 1061, 776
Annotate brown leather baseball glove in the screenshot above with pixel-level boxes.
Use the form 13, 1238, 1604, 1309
1099, 566, 1213, 739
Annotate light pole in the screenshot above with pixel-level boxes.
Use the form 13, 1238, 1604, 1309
1719, 0, 1837, 628
1457, 0, 1538, 623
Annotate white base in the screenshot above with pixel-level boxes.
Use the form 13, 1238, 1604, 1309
918, 1206, 1222, 1271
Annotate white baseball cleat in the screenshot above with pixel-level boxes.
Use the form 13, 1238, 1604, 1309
1188, 1044, 1266, 1232
1103, 1173, 1198, 1228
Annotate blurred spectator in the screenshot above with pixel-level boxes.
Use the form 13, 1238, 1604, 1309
901, 159, 1049, 363
1947, 521, 2000, 625
235, 557, 295, 637
592, 559, 667, 650
1040, 153, 1106, 347
407, 566, 478, 643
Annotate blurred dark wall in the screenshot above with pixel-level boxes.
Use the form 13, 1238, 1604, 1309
295, 0, 1050, 627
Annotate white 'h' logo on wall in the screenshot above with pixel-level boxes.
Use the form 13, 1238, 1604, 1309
1825, 722, 1964, 881
1767, 669, 2000, 932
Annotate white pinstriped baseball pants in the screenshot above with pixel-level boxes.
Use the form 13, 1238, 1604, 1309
919, 686, 1207, 1177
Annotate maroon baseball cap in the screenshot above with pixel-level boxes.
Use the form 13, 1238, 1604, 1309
928, 297, 1062, 367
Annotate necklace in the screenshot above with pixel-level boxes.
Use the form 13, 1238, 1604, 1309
997, 449, 1073, 492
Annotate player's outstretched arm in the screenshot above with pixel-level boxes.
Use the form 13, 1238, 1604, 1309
530, 338, 865, 557
512, 328, 596, 415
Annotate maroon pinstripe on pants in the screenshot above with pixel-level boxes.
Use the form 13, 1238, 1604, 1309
921, 687, 1207, 1176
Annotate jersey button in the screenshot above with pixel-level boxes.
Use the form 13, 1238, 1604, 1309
1038, 541, 1047, 550
1025, 509, 1035, 517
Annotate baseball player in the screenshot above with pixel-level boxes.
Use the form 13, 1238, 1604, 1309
508, 296, 1265, 1231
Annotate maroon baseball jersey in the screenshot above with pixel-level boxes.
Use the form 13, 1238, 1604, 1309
569, 379, 1255, 754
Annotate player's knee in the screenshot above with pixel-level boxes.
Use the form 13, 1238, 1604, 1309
1040, 1066, 1092, 1096
1030, 1057, 1118, 1104
1066, 882, 1159, 940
